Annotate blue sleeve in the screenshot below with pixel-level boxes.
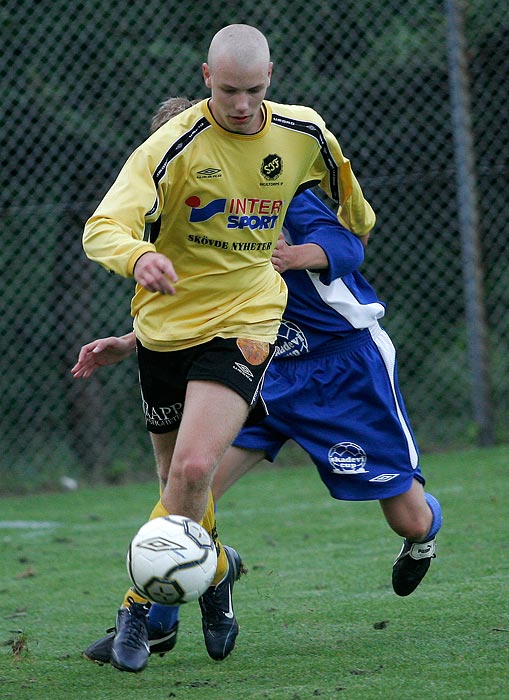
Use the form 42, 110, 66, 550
283, 189, 365, 285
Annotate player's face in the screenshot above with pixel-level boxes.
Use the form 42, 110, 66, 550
203, 60, 272, 134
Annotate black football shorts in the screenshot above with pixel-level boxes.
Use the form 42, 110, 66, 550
136, 336, 275, 433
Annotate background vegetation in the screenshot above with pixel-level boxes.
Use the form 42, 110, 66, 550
1, 0, 508, 491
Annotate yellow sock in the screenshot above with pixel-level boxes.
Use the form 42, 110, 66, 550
121, 587, 150, 608
148, 498, 170, 520
201, 490, 228, 586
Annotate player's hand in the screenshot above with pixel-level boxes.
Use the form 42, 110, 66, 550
134, 252, 178, 294
271, 233, 294, 273
71, 334, 136, 379
272, 234, 329, 273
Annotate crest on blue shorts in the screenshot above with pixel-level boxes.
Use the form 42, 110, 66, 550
274, 320, 308, 357
328, 442, 368, 474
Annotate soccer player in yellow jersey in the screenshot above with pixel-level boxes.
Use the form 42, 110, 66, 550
82, 24, 375, 673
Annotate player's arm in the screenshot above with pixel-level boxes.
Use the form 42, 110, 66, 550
282, 190, 365, 283
271, 235, 328, 274
83, 149, 158, 276
335, 156, 376, 237
83, 148, 178, 294
71, 332, 136, 379
311, 119, 376, 237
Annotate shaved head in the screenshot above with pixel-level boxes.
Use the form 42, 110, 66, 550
203, 24, 272, 134
207, 24, 270, 72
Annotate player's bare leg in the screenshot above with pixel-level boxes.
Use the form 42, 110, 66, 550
380, 478, 431, 541
212, 446, 265, 501
156, 380, 249, 659
160, 380, 250, 521
149, 430, 178, 491
380, 478, 442, 596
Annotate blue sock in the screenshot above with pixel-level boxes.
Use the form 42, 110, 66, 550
148, 603, 180, 633
424, 492, 442, 541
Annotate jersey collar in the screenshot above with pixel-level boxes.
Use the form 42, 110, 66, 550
202, 100, 272, 140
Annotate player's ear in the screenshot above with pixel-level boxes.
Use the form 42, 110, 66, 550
267, 62, 273, 86
202, 63, 212, 88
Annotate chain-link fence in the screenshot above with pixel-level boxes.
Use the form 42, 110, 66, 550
1, 0, 508, 492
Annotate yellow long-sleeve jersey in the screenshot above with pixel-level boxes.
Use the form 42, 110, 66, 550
83, 99, 375, 351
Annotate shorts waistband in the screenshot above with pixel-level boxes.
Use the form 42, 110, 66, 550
276, 327, 374, 362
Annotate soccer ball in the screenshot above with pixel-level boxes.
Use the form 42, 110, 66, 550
126, 515, 217, 605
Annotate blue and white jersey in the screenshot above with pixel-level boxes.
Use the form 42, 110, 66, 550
275, 189, 386, 358
235, 188, 425, 501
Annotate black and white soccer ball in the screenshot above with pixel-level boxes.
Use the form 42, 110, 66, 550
126, 515, 217, 605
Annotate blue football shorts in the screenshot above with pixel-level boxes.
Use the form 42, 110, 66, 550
233, 323, 425, 501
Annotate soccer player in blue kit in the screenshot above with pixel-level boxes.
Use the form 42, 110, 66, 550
74, 186, 442, 666
214, 187, 442, 574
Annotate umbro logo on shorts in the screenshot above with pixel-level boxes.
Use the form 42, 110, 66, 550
233, 362, 254, 381
369, 474, 400, 483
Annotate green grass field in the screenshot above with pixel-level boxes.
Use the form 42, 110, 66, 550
1, 445, 508, 700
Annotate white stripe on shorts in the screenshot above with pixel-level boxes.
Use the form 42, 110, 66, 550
369, 323, 419, 469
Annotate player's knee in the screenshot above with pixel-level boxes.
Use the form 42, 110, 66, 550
402, 493, 442, 542
171, 457, 213, 491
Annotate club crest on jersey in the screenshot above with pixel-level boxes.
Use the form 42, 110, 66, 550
328, 442, 368, 474
260, 154, 283, 181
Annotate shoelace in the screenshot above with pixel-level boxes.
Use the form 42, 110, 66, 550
122, 601, 149, 648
